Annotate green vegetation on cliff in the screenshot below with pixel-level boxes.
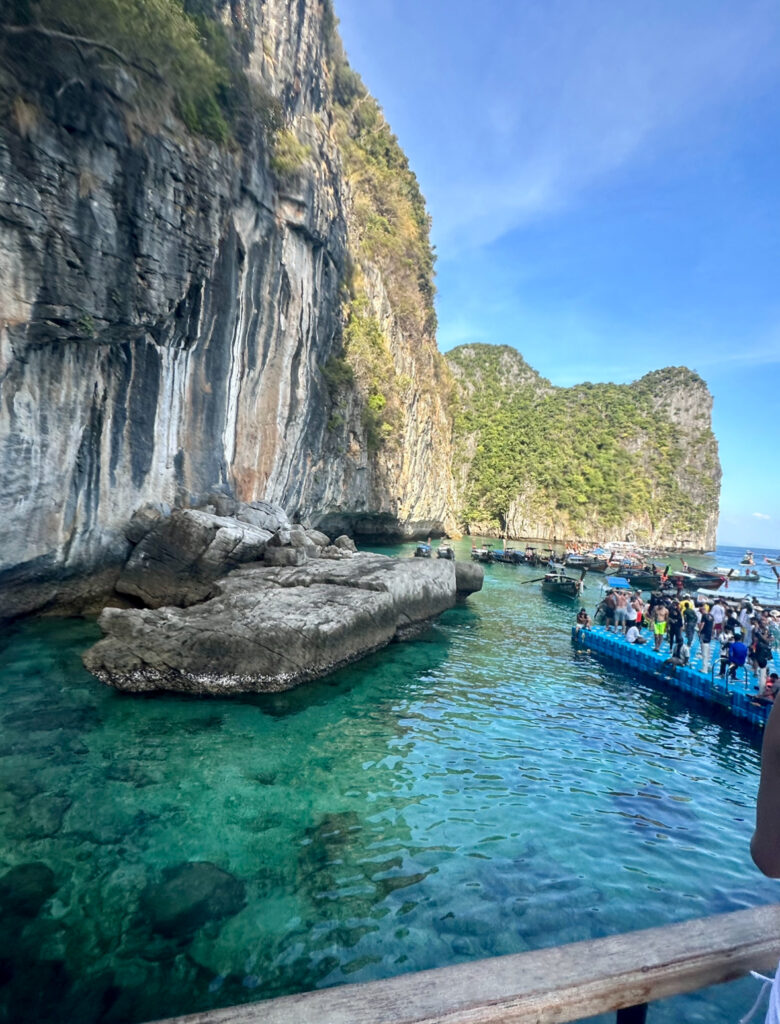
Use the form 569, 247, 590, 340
4, 0, 282, 143
322, 13, 455, 451
326, 26, 436, 336
448, 344, 720, 540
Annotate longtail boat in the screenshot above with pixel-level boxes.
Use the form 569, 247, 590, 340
716, 566, 761, 583
540, 567, 586, 599
565, 552, 610, 572
666, 571, 725, 591
492, 548, 525, 564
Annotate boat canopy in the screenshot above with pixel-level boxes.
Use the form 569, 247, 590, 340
606, 576, 633, 589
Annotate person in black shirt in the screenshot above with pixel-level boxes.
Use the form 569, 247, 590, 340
753, 627, 773, 693
698, 605, 715, 674
682, 600, 698, 647
667, 602, 683, 651
724, 609, 740, 635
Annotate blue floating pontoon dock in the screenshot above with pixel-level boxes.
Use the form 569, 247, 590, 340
572, 625, 780, 730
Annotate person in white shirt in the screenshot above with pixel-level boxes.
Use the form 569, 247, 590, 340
626, 624, 646, 645
711, 600, 726, 636
739, 603, 753, 647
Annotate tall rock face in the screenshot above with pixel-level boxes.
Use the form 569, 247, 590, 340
0, 0, 455, 617
447, 345, 721, 552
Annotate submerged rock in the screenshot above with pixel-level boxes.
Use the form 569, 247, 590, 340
83, 553, 483, 695
0, 862, 57, 917
139, 862, 246, 940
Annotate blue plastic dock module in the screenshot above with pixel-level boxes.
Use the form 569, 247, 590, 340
571, 625, 777, 730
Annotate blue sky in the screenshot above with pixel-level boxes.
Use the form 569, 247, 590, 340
334, 0, 780, 550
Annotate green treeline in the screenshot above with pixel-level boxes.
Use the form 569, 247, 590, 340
447, 344, 719, 538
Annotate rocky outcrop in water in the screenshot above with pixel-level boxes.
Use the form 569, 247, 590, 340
82, 553, 483, 694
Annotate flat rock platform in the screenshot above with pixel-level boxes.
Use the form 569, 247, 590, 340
83, 553, 483, 695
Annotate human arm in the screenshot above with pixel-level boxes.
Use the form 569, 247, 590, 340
751, 700, 780, 876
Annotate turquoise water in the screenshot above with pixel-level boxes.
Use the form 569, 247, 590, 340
1, 541, 779, 1023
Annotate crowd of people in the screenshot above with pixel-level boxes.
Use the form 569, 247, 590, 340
576, 591, 780, 700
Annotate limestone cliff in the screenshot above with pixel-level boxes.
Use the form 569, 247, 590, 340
0, 0, 454, 618
447, 345, 721, 552
0, 2, 721, 621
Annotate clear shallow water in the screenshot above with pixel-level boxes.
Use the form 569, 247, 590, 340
1, 542, 779, 1024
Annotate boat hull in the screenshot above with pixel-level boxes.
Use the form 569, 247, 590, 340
542, 582, 581, 598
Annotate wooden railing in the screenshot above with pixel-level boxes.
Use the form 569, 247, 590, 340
149, 904, 780, 1024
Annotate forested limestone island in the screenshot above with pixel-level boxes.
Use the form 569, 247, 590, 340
0, 0, 720, 633
447, 345, 721, 553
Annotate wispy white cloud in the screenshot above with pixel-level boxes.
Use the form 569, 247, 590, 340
690, 325, 780, 371
753, 513, 771, 520
427, 0, 780, 253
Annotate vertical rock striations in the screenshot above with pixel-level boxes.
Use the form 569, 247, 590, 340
0, 0, 454, 617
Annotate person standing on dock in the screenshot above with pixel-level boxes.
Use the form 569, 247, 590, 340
768, 612, 780, 649
615, 591, 630, 634
652, 603, 669, 652
632, 592, 645, 629
682, 600, 698, 648
668, 602, 683, 651
725, 607, 740, 635
752, 625, 773, 694
739, 603, 753, 647
603, 590, 617, 630
711, 598, 726, 637
698, 604, 715, 675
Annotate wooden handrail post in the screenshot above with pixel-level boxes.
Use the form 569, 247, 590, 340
617, 1004, 648, 1024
